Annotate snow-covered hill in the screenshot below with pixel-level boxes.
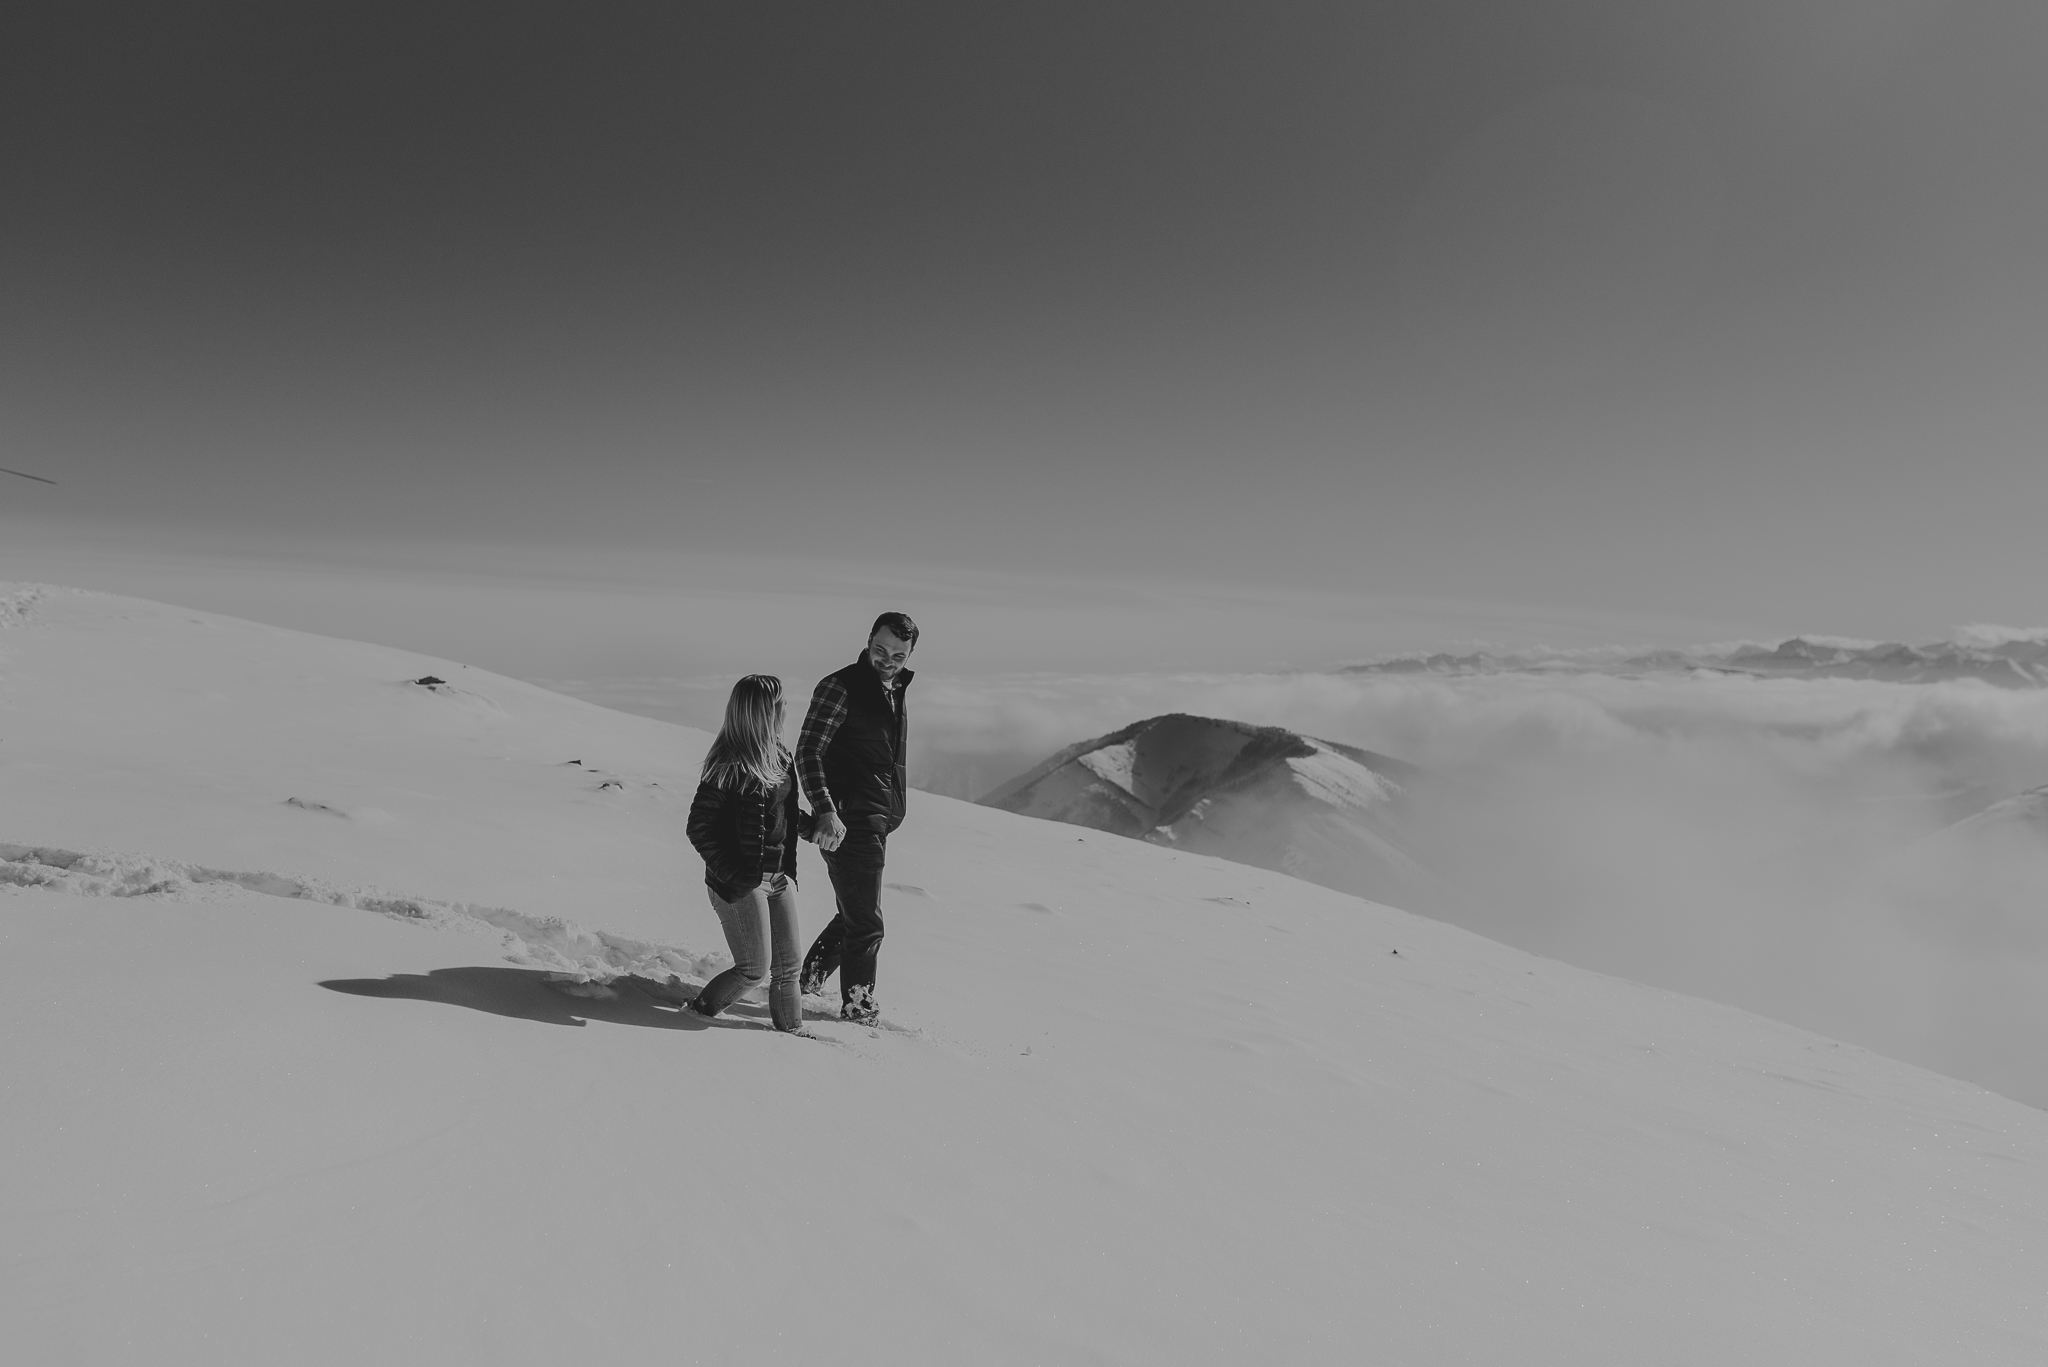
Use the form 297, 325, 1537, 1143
5, 584, 2048, 1365
978, 713, 1470, 914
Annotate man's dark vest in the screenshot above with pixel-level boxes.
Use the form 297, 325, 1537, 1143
823, 658, 913, 833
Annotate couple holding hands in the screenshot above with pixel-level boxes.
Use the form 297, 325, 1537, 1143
683, 612, 917, 1030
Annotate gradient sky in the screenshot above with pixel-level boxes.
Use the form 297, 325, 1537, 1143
4, 0, 2046, 678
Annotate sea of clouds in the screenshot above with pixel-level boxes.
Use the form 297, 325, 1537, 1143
912, 660, 2048, 1109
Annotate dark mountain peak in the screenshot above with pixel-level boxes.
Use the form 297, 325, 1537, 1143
977, 713, 1463, 914
981, 714, 1345, 832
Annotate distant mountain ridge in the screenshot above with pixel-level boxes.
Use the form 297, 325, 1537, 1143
1923, 783, 2048, 845
979, 713, 1466, 913
1343, 633, 2048, 687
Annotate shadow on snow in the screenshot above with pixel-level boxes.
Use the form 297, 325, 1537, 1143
319, 966, 831, 1031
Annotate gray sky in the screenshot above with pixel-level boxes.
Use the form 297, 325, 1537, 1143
4, 0, 2046, 672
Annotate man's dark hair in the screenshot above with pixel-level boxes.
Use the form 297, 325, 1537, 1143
870, 611, 919, 647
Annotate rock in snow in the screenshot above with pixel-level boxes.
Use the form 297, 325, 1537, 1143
3, 583, 2047, 1365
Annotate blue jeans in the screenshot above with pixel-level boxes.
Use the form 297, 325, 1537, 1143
696, 873, 802, 1031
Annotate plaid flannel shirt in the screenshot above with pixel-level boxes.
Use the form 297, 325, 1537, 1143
796, 668, 901, 815
796, 673, 850, 815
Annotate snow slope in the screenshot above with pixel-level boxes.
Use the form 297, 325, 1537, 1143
5, 584, 2048, 1365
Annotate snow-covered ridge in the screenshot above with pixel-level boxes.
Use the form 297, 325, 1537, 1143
981, 712, 1414, 825
1344, 632, 2048, 686
980, 712, 1463, 913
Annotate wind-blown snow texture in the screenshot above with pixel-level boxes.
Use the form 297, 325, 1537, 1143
5, 584, 2048, 1365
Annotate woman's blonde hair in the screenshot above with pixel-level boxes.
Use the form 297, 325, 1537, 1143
701, 674, 789, 792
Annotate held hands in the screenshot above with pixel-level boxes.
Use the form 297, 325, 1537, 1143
815, 810, 847, 852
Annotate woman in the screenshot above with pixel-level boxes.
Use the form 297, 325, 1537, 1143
684, 674, 813, 1031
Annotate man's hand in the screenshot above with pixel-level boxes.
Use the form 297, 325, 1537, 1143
815, 810, 846, 852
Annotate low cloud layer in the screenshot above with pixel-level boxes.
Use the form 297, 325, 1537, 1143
915, 667, 2048, 1108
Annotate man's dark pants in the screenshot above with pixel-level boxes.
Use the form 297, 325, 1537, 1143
802, 830, 886, 1003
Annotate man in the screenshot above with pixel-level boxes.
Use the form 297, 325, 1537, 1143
796, 611, 917, 1023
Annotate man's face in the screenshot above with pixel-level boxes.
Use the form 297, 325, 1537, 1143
867, 628, 914, 681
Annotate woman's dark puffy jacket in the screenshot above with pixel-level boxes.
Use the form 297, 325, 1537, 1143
686, 761, 813, 903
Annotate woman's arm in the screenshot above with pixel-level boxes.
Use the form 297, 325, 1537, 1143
792, 779, 817, 842
687, 782, 763, 899
784, 783, 813, 882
